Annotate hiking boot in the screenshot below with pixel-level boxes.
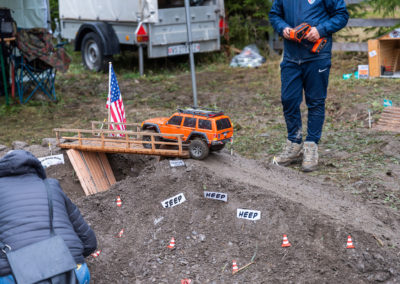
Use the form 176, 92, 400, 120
274, 139, 303, 166
302, 141, 318, 172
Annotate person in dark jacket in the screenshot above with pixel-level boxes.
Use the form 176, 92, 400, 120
269, 0, 349, 171
0, 150, 97, 284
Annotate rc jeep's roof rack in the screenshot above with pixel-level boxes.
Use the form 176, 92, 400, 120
177, 107, 224, 118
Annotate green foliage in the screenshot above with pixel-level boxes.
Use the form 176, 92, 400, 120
225, 0, 272, 48
367, 0, 400, 17
49, 0, 59, 30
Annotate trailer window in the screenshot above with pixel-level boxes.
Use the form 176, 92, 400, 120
183, 117, 197, 128
158, 0, 206, 8
168, 116, 183, 126
198, 119, 212, 130
216, 118, 231, 130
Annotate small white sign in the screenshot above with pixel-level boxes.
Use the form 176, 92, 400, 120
161, 193, 186, 208
169, 160, 185, 168
237, 209, 261, 220
358, 65, 369, 79
38, 154, 64, 169
369, 50, 377, 58
204, 191, 228, 202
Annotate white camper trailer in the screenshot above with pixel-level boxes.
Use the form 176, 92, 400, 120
59, 0, 227, 71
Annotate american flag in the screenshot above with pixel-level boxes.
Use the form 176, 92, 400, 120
106, 64, 126, 132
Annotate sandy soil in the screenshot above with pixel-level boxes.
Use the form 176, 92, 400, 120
5, 143, 399, 283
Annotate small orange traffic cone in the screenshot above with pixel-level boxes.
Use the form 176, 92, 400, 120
181, 279, 192, 284
232, 260, 239, 274
91, 250, 101, 258
346, 235, 355, 249
116, 229, 124, 238
116, 196, 122, 207
167, 237, 175, 250
281, 234, 291, 247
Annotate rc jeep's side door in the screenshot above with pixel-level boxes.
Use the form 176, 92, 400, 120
160, 115, 183, 140
181, 116, 197, 141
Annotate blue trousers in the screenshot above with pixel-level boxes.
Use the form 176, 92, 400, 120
0, 263, 90, 284
280, 59, 331, 144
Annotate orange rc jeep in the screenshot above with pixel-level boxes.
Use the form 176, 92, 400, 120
141, 108, 234, 160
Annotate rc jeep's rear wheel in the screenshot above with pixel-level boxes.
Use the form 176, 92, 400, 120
210, 144, 225, 152
142, 130, 160, 149
189, 138, 209, 160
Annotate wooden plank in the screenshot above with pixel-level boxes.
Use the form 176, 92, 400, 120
347, 18, 400, 27
332, 42, 368, 52
98, 153, 116, 185
67, 149, 95, 196
376, 107, 400, 133
345, 0, 364, 4
393, 49, 400, 72
272, 41, 368, 52
67, 149, 116, 196
60, 143, 190, 158
55, 128, 190, 158
82, 152, 106, 194
368, 39, 380, 77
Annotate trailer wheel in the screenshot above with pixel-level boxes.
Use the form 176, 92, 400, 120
81, 32, 108, 72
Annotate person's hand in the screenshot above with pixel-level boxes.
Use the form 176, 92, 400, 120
283, 27, 292, 40
304, 27, 320, 42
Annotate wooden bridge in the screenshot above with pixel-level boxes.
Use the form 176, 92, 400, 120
54, 121, 190, 158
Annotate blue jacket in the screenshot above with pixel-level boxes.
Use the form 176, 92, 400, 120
0, 150, 97, 276
269, 0, 349, 63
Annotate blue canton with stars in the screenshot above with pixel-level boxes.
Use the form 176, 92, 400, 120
110, 66, 121, 103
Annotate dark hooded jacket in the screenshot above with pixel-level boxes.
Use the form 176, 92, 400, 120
0, 150, 97, 276
269, 0, 349, 63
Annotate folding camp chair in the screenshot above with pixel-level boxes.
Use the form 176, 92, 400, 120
13, 54, 56, 103
12, 28, 70, 104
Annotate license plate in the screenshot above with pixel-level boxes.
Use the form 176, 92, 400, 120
167, 43, 200, 56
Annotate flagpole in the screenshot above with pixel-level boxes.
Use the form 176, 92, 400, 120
108, 62, 112, 130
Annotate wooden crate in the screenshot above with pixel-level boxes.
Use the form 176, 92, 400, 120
368, 36, 400, 78
375, 106, 400, 133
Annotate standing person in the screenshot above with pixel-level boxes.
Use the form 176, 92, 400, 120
269, 0, 349, 172
0, 150, 97, 284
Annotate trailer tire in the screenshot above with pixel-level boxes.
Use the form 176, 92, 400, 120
81, 32, 108, 72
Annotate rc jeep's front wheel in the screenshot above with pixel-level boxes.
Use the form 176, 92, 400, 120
189, 138, 209, 160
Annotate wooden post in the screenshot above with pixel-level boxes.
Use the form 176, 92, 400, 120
178, 136, 182, 155
151, 135, 155, 151
55, 131, 60, 144
126, 133, 130, 148
101, 132, 105, 148
78, 131, 82, 146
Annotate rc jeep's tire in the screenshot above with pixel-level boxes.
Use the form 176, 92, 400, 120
189, 138, 209, 160
210, 144, 225, 152
142, 130, 160, 149
81, 32, 108, 72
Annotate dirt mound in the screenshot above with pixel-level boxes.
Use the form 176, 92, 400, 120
66, 151, 400, 283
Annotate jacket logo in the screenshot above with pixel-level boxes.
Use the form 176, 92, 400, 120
308, 0, 315, 4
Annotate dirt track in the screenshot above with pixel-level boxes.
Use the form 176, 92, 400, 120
2, 144, 400, 283
72, 150, 400, 283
